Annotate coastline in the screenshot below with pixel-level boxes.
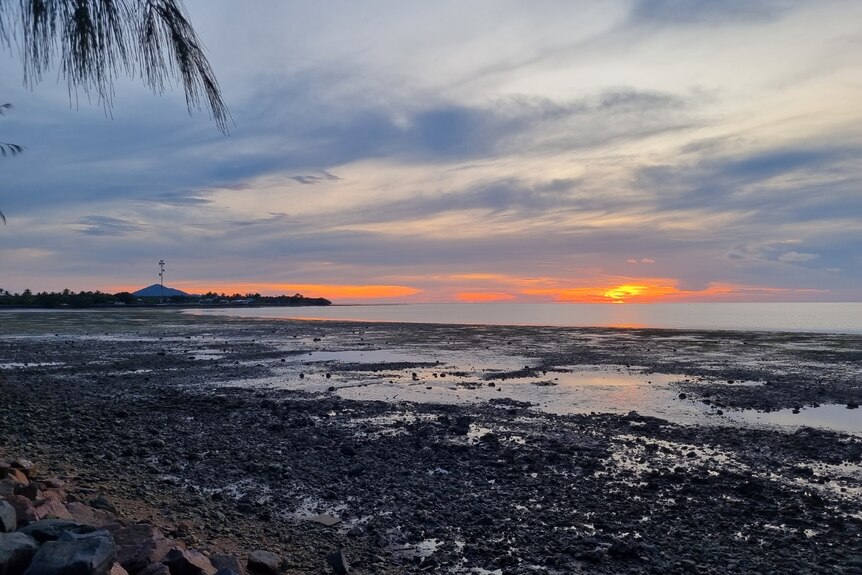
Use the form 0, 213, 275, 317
1, 311, 860, 573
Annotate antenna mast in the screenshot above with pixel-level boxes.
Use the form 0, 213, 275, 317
158, 260, 166, 302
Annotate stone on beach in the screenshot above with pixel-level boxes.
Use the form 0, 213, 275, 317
17, 520, 98, 543
160, 547, 217, 575
0, 532, 39, 574
246, 550, 279, 574
208, 554, 244, 575
23, 530, 117, 575
113, 524, 174, 574
0, 501, 16, 533
5, 496, 36, 527
137, 563, 171, 575
325, 549, 349, 574
33, 499, 73, 521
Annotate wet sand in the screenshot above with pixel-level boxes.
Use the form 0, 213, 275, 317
1, 310, 861, 573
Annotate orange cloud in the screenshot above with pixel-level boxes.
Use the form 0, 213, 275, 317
522, 280, 809, 303
456, 292, 516, 302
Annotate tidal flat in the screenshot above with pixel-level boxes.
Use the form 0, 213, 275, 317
1, 310, 861, 573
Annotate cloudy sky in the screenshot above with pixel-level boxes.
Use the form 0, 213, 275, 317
2, 0, 861, 303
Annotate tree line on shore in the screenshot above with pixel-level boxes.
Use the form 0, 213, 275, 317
0, 289, 331, 308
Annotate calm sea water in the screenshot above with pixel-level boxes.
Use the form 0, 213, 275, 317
188, 302, 862, 334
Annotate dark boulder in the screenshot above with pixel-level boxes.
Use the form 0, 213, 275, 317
0, 532, 39, 575
246, 550, 279, 575
160, 548, 216, 575
22, 530, 117, 575
0, 502, 16, 533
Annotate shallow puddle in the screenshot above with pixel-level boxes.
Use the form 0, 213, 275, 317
298, 349, 438, 364
726, 404, 862, 435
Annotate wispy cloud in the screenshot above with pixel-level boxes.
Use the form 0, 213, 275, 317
74, 216, 148, 237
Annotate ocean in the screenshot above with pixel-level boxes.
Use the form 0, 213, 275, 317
187, 301, 862, 334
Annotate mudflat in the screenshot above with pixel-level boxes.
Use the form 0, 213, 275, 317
1, 310, 860, 573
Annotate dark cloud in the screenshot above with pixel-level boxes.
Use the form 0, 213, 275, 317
290, 171, 341, 185
640, 144, 862, 220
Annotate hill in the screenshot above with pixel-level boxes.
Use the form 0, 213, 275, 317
132, 284, 190, 297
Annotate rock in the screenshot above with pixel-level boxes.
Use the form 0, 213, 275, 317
10, 461, 35, 480
109, 563, 129, 575
23, 530, 117, 575
33, 499, 73, 521
325, 550, 349, 574
0, 532, 39, 575
339, 445, 356, 457
14, 483, 38, 502
6, 471, 29, 488
308, 514, 341, 527
88, 498, 118, 516
209, 555, 244, 575
0, 480, 17, 500
137, 563, 170, 575
64, 503, 116, 528
246, 550, 279, 575
5, 496, 37, 526
160, 547, 217, 575
113, 524, 174, 574
17, 520, 98, 543
41, 479, 64, 490
0, 501, 16, 533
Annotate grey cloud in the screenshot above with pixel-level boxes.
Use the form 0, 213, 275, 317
324, 178, 586, 228
74, 216, 148, 236
290, 171, 341, 185
778, 251, 818, 263
227, 212, 295, 227
630, 0, 797, 26
641, 143, 862, 224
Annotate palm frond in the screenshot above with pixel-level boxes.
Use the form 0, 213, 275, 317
2, 0, 231, 132
0, 142, 25, 157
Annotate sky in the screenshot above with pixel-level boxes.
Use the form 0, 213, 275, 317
1, 0, 861, 303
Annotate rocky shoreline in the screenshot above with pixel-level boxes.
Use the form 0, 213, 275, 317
1, 311, 861, 573
1, 455, 301, 575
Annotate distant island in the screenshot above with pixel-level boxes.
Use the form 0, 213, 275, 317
0, 285, 332, 308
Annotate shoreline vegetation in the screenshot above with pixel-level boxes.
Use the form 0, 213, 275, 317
0, 289, 332, 309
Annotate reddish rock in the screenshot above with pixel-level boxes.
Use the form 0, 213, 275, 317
66, 502, 117, 527
113, 524, 175, 574
33, 498, 73, 521
6, 469, 29, 487
10, 460, 36, 479
110, 562, 131, 575
160, 547, 217, 575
